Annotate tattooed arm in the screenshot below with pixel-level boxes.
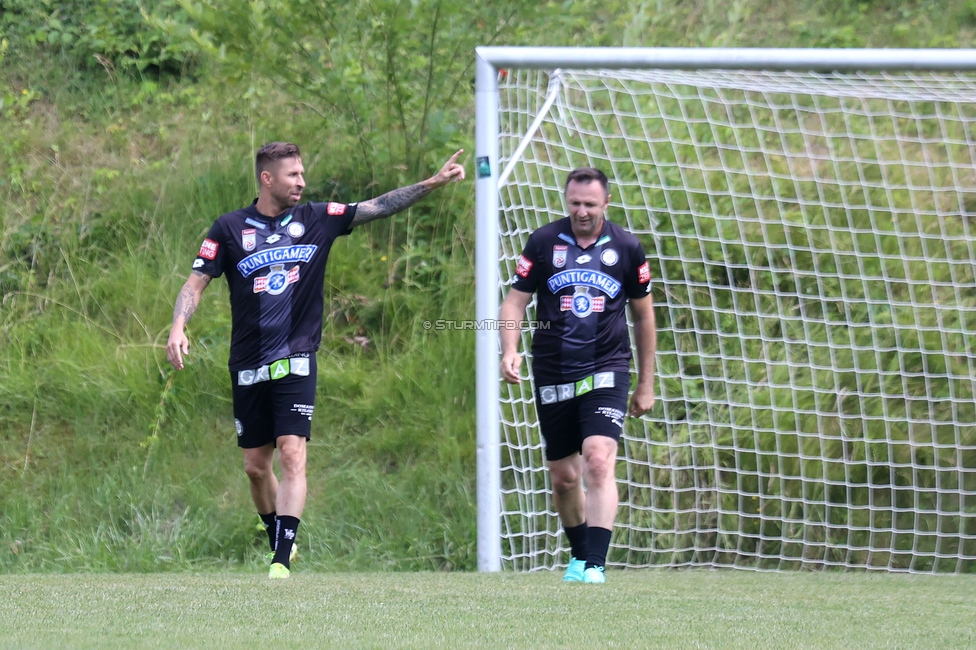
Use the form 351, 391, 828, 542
166, 270, 213, 370
350, 149, 466, 227
353, 183, 433, 226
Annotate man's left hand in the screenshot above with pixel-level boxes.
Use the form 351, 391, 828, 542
628, 382, 656, 417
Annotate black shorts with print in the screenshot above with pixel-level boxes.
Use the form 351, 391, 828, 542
535, 371, 629, 461
230, 353, 317, 448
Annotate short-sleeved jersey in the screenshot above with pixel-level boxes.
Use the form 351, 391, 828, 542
192, 200, 357, 372
511, 217, 651, 385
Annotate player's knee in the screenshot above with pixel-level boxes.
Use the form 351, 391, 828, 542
278, 454, 306, 477
583, 437, 617, 479
243, 459, 272, 482
583, 453, 616, 485
551, 471, 581, 495
276, 437, 307, 476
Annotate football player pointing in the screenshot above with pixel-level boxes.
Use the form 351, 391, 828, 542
167, 143, 464, 578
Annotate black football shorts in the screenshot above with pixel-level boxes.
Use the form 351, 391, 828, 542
535, 370, 629, 461
230, 353, 317, 448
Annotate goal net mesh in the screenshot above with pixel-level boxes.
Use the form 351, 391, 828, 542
496, 67, 976, 573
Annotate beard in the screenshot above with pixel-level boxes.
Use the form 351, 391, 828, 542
272, 186, 302, 209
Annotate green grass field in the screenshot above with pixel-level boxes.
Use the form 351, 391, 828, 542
3, 570, 975, 648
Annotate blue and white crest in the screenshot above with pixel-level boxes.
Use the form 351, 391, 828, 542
265, 266, 289, 295
251, 263, 301, 294
572, 287, 594, 318
560, 286, 606, 318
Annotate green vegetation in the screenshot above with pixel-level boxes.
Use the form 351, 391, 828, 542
3, 0, 976, 574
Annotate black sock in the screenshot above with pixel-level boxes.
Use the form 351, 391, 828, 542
259, 512, 276, 552
585, 526, 612, 570
564, 522, 588, 561
272, 515, 300, 568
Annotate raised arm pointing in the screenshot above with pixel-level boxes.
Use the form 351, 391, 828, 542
351, 150, 466, 227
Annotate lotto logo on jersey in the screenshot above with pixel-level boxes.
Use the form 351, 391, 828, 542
516, 255, 533, 278
638, 262, 651, 284
327, 202, 346, 216
198, 239, 218, 260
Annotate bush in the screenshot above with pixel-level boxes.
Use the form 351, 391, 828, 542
0, 0, 197, 73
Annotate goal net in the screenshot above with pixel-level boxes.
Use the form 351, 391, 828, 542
492, 59, 976, 573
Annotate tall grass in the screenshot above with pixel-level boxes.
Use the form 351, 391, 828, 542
0, 58, 478, 571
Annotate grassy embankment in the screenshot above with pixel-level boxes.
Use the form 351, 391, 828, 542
3, 0, 976, 572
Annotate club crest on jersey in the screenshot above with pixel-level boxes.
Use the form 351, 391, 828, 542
287, 222, 305, 238
253, 263, 300, 295
552, 245, 568, 268
560, 286, 605, 318
242, 229, 257, 251
601, 248, 618, 266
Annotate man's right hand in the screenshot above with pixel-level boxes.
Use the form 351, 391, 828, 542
167, 328, 189, 370
167, 271, 211, 370
500, 351, 523, 384
425, 149, 466, 189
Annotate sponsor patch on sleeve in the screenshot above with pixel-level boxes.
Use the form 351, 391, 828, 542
198, 238, 218, 260
637, 261, 651, 284
516, 255, 533, 278
326, 202, 347, 216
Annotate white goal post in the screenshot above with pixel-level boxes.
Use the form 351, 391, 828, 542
474, 47, 976, 573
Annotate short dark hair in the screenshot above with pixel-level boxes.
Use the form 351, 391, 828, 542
256, 142, 301, 181
565, 167, 609, 196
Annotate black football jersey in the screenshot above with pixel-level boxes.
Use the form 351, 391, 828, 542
511, 217, 651, 384
192, 200, 357, 371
